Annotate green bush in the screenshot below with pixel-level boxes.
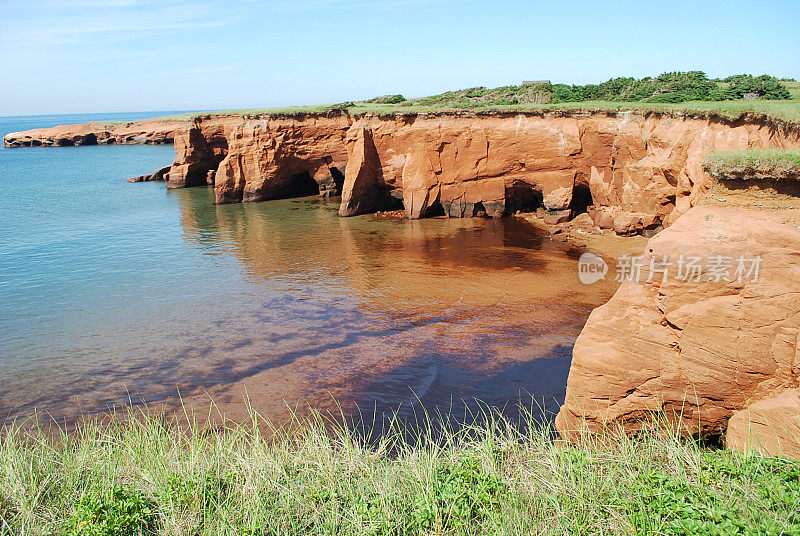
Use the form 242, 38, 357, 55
366, 94, 406, 104
719, 74, 791, 100
161, 473, 227, 513
548, 71, 718, 103
65, 486, 157, 536
551, 83, 586, 102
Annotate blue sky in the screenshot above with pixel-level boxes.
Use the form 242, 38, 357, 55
1, 0, 798, 116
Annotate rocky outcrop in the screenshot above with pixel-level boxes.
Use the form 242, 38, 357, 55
167, 120, 236, 189
211, 115, 350, 203
339, 126, 397, 216
166, 111, 800, 234
10, 111, 799, 235
3, 120, 186, 148
555, 206, 800, 457
127, 165, 171, 183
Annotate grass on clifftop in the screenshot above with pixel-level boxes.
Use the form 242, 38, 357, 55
2, 407, 799, 535
156, 99, 800, 125
703, 149, 800, 179
154, 75, 800, 126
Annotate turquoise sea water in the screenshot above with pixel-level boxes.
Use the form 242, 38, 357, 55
0, 113, 615, 426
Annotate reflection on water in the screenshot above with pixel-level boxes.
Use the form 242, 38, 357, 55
166, 188, 617, 424
0, 148, 617, 426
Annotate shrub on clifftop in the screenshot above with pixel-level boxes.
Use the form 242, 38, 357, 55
715, 74, 792, 100
367, 94, 406, 104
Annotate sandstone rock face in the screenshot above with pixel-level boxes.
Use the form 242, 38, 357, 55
12, 112, 799, 234
3, 120, 185, 148
727, 389, 800, 458
555, 206, 800, 457
212, 115, 350, 204
339, 126, 394, 216
167, 112, 799, 229
167, 119, 236, 189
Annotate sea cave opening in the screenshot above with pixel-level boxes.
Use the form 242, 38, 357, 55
505, 181, 543, 214
570, 181, 593, 216
472, 202, 488, 217
424, 200, 446, 218
329, 166, 345, 192
280, 171, 321, 198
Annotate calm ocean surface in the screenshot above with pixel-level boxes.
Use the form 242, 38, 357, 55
0, 113, 616, 426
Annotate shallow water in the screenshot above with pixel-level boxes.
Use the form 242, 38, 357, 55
0, 114, 617, 426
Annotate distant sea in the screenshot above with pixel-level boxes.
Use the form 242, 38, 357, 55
0, 111, 614, 427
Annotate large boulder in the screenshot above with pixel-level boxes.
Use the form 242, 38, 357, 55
555, 206, 800, 458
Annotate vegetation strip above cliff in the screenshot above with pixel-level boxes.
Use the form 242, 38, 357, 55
703, 149, 800, 179
154, 73, 800, 127
2, 408, 799, 535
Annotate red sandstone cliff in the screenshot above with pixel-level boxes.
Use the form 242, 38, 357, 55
169, 111, 800, 235
8, 111, 798, 236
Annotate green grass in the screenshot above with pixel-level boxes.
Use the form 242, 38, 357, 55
154, 98, 800, 127
703, 149, 800, 179
784, 81, 800, 100
157, 104, 338, 121
2, 407, 799, 535
152, 75, 800, 126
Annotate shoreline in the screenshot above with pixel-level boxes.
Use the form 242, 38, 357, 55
3, 109, 800, 460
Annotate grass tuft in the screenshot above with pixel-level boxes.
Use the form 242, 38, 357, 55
0, 407, 798, 535
703, 148, 800, 180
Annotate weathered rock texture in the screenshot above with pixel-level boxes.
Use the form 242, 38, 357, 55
165, 112, 800, 234
3, 120, 185, 148
167, 119, 238, 189
211, 115, 350, 202
555, 206, 800, 458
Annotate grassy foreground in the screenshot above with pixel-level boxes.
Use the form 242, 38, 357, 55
1, 408, 799, 535
703, 149, 800, 179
